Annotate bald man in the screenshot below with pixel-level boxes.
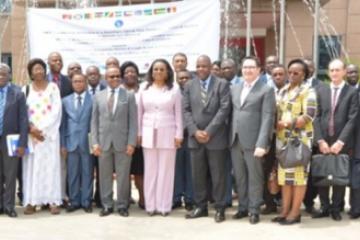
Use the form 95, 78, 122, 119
313, 59, 359, 221
183, 55, 230, 223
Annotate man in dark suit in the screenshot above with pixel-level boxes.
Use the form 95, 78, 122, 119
61, 74, 93, 213
0, 63, 28, 217
312, 59, 359, 221
47, 52, 73, 98
230, 56, 276, 224
259, 55, 279, 88
347, 63, 360, 219
302, 58, 325, 213
183, 55, 231, 223
86, 65, 106, 208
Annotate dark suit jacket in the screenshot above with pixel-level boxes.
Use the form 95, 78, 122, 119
1, 84, 28, 150
229, 79, 276, 150
353, 87, 360, 159
314, 83, 359, 151
47, 73, 73, 98
183, 75, 231, 150
61, 92, 93, 152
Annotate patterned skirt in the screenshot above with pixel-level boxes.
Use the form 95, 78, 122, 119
277, 164, 310, 186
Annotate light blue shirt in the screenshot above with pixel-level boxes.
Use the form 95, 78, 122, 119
199, 75, 211, 91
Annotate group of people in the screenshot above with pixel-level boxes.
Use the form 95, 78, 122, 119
0, 51, 360, 227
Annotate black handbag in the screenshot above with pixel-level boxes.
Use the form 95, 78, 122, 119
276, 126, 311, 169
311, 154, 350, 187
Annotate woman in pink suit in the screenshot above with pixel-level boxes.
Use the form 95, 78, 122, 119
138, 59, 183, 216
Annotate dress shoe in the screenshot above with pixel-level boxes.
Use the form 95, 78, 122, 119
147, 211, 156, 216
305, 206, 315, 214
214, 210, 225, 223
50, 205, 61, 215
312, 210, 330, 219
83, 206, 93, 213
99, 207, 113, 217
249, 214, 260, 224
232, 211, 248, 219
261, 206, 277, 215
331, 211, 342, 221
279, 215, 301, 225
172, 202, 182, 210
349, 212, 360, 219
66, 205, 80, 213
118, 208, 129, 217
185, 208, 208, 219
184, 202, 194, 211
225, 203, 233, 208
24, 205, 36, 215
160, 212, 169, 217
271, 216, 286, 223
4, 209, 17, 218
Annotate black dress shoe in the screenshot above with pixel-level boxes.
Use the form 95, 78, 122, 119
118, 208, 129, 217
99, 207, 113, 217
261, 206, 277, 215
172, 202, 182, 210
184, 202, 194, 211
214, 210, 225, 223
331, 211, 342, 221
305, 206, 315, 214
66, 205, 80, 213
271, 216, 286, 223
232, 211, 248, 219
4, 209, 17, 218
279, 215, 301, 225
83, 206, 93, 213
249, 214, 260, 224
185, 208, 208, 219
349, 212, 360, 219
312, 210, 330, 219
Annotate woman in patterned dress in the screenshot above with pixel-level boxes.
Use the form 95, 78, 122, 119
22, 58, 62, 215
272, 59, 317, 225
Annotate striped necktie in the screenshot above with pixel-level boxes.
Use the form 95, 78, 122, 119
200, 80, 207, 105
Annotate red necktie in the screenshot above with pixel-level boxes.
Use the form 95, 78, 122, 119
53, 74, 60, 88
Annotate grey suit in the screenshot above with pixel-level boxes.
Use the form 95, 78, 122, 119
91, 87, 137, 210
183, 75, 230, 210
230, 79, 276, 214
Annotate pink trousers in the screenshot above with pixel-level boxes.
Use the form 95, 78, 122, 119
143, 148, 176, 213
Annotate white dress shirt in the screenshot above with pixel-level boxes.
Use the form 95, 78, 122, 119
107, 86, 120, 114
74, 91, 86, 109
241, 78, 259, 105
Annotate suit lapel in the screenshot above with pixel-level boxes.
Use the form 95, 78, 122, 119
4, 86, 14, 116
233, 82, 243, 109
241, 79, 261, 108
335, 84, 348, 112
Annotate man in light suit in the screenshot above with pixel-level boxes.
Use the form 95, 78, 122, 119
61, 73, 93, 213
0, 63, 28, 217
230, 56, 276, 224
312, 59, 359, 221
91, 67, 137, 217
183, 55, 231, 223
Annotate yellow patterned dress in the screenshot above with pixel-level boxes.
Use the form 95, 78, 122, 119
277, 83, 317, 186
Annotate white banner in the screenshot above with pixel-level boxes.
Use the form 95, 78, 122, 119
27, 0, 220, 73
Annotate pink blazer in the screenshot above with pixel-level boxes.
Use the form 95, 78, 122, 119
138, 85, 183, 149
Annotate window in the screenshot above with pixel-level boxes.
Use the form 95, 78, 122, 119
0, 0, 11, 13
317, 35, 342, 74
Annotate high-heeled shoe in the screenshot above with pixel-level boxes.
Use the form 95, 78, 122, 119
271, 216, 286, 223
279, 215, 301, 225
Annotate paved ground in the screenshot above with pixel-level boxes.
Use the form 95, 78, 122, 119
0, 189, 359, 240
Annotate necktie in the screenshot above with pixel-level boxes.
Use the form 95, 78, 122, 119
328, 87, 339, 137
53, 74, 60, 88
91, 87, 96, 95
200, 80, 207, 105
108, 89, 115, 114
77, 95, 82, 109
0, 89, 4, 136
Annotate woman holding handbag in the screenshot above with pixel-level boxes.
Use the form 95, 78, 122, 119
272, 59, 317, 225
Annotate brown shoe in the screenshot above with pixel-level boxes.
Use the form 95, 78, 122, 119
24, 205, 36, 215
50, 205, 60, 215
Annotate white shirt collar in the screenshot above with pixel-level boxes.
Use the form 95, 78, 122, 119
330, 80, 345, 91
